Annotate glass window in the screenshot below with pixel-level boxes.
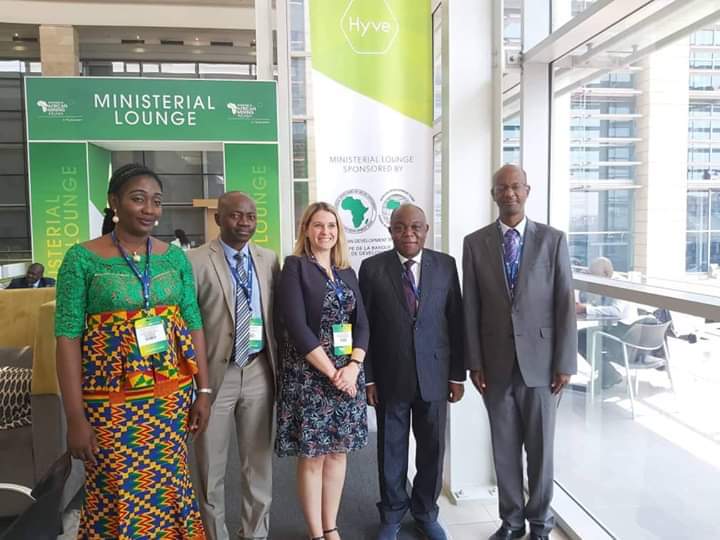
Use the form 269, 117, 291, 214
686, 231, 709, 272
0, 175, 26, 205
204, 151, 224, 175
687, 191, 709, 230
569, 190, 634, 270
144, 151, 203, 175
0, 78, 21, 111
689, 119, 711, 140
290, 0, 306, 52
292, 121, 308, 179
433, 6, 442, 122
291, 57, 307, 116
711, 191, 720, 230
293, 181, 309, 235
155, 207, 205, 247
0, 145, 25, 175
0, 112, 22, 143
0, 207, 30, 255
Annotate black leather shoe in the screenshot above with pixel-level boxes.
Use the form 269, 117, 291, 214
489, 525, 526, 540
530, 534, 549, 540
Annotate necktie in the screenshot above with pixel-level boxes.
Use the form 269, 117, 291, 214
503, 228, 521, 294
233, 252, 251, 368
402, 259, 418, 317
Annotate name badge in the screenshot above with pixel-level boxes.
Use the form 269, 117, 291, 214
332, 323, 353, 356
135, 316, 170, 357
249, 317, 263, 350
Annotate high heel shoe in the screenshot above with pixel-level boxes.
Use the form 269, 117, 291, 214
324, 528, 339, 538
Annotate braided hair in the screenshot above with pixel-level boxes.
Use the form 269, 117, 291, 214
102, 163, 163, 234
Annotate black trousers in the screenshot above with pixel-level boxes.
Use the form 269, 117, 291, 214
375, 390, 447, 525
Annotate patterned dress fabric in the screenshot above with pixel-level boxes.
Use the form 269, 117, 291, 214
55, 243, 205, 540
275, 277, 368, 458
0, 366, 32, 430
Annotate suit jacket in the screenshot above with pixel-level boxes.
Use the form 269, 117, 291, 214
359, 249, 465, 403
6, 277, 55, 289
275, 255, 369, 357
462, 220, 577, 388
188, 238, 280, 396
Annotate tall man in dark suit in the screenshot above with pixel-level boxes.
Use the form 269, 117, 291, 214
6, 263, 55, 289
188, 192, 279, 540
359, 204, 465, 540
462, 165, 576, 540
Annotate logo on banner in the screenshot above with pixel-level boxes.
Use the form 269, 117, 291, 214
340, 0, 399, 55
227, 102, 257, 119
36, 100, 68, 116
378, 189, 415, 227
336, 189, 377, 233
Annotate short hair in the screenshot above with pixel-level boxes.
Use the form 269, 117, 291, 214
389, 203, 426, 225
589, 256, 614, 278
293, 202, 351, 269
492, 164, 528, 186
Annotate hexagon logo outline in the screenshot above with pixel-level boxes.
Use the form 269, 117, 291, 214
340, 0, 400, 56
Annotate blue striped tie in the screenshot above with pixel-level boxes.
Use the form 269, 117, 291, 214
233, 252, 251, 368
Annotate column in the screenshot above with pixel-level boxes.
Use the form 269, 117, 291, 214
633, 39, 689, 279
275, 0, 295, 255
255, 0, 274, 81
520, 0, 551, 223
39, 25, 79, 76
441, 0, 496, 502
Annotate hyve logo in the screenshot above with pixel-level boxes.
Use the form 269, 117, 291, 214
340, 0, 399, 55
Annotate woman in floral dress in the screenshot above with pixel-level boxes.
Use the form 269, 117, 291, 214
275, 202, 369, 540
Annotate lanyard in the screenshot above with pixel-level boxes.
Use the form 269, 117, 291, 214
311, 259, 346, 304
498, 222, 524, 291
112, 231, 152, 310
229, 252, 254, 308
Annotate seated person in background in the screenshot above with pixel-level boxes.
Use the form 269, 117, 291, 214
5, 263, 55, 289
576, 257, 638, 388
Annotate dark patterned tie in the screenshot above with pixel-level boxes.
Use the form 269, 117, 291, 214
503, 228, 521, 294
233, 252, 251, 368
402, 259, 418, 317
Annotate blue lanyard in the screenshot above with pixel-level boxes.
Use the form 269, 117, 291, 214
498, 223, 524, 291
112, 231, 152, 310
311, 259, 346, 304
229, 253, 254, 308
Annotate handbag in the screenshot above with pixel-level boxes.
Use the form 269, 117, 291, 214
0, 452, 72, 540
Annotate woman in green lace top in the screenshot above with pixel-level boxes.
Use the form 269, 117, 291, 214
55, 164, 210, 539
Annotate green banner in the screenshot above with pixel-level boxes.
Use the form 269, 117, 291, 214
224, 143, 281, 254
309, 0, 432, 126
87, 144, 111, 237
25, 77, 278, 142
29, 143, 89, 278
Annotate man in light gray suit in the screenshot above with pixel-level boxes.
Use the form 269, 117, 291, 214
462, 165, 576, 540
189, 192, 279, 540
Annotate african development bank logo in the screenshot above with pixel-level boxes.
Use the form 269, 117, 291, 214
340, 0, 399, 55
36, 99, 68, 116
379, 189, 414, 227
226, 102, 257, 119
336, 189, 377, 234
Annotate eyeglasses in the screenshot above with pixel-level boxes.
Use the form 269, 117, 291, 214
492, 183, 528, 195
390, 223, 426, 234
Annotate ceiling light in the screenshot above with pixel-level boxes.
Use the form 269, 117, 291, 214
133, 47, 145, 53
12, 44, 26, 52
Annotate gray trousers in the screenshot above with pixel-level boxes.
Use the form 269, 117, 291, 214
484, 364, 557, 536
194, 354, 275, 540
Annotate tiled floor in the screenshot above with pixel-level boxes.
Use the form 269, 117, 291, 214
437, 494, 571, 540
